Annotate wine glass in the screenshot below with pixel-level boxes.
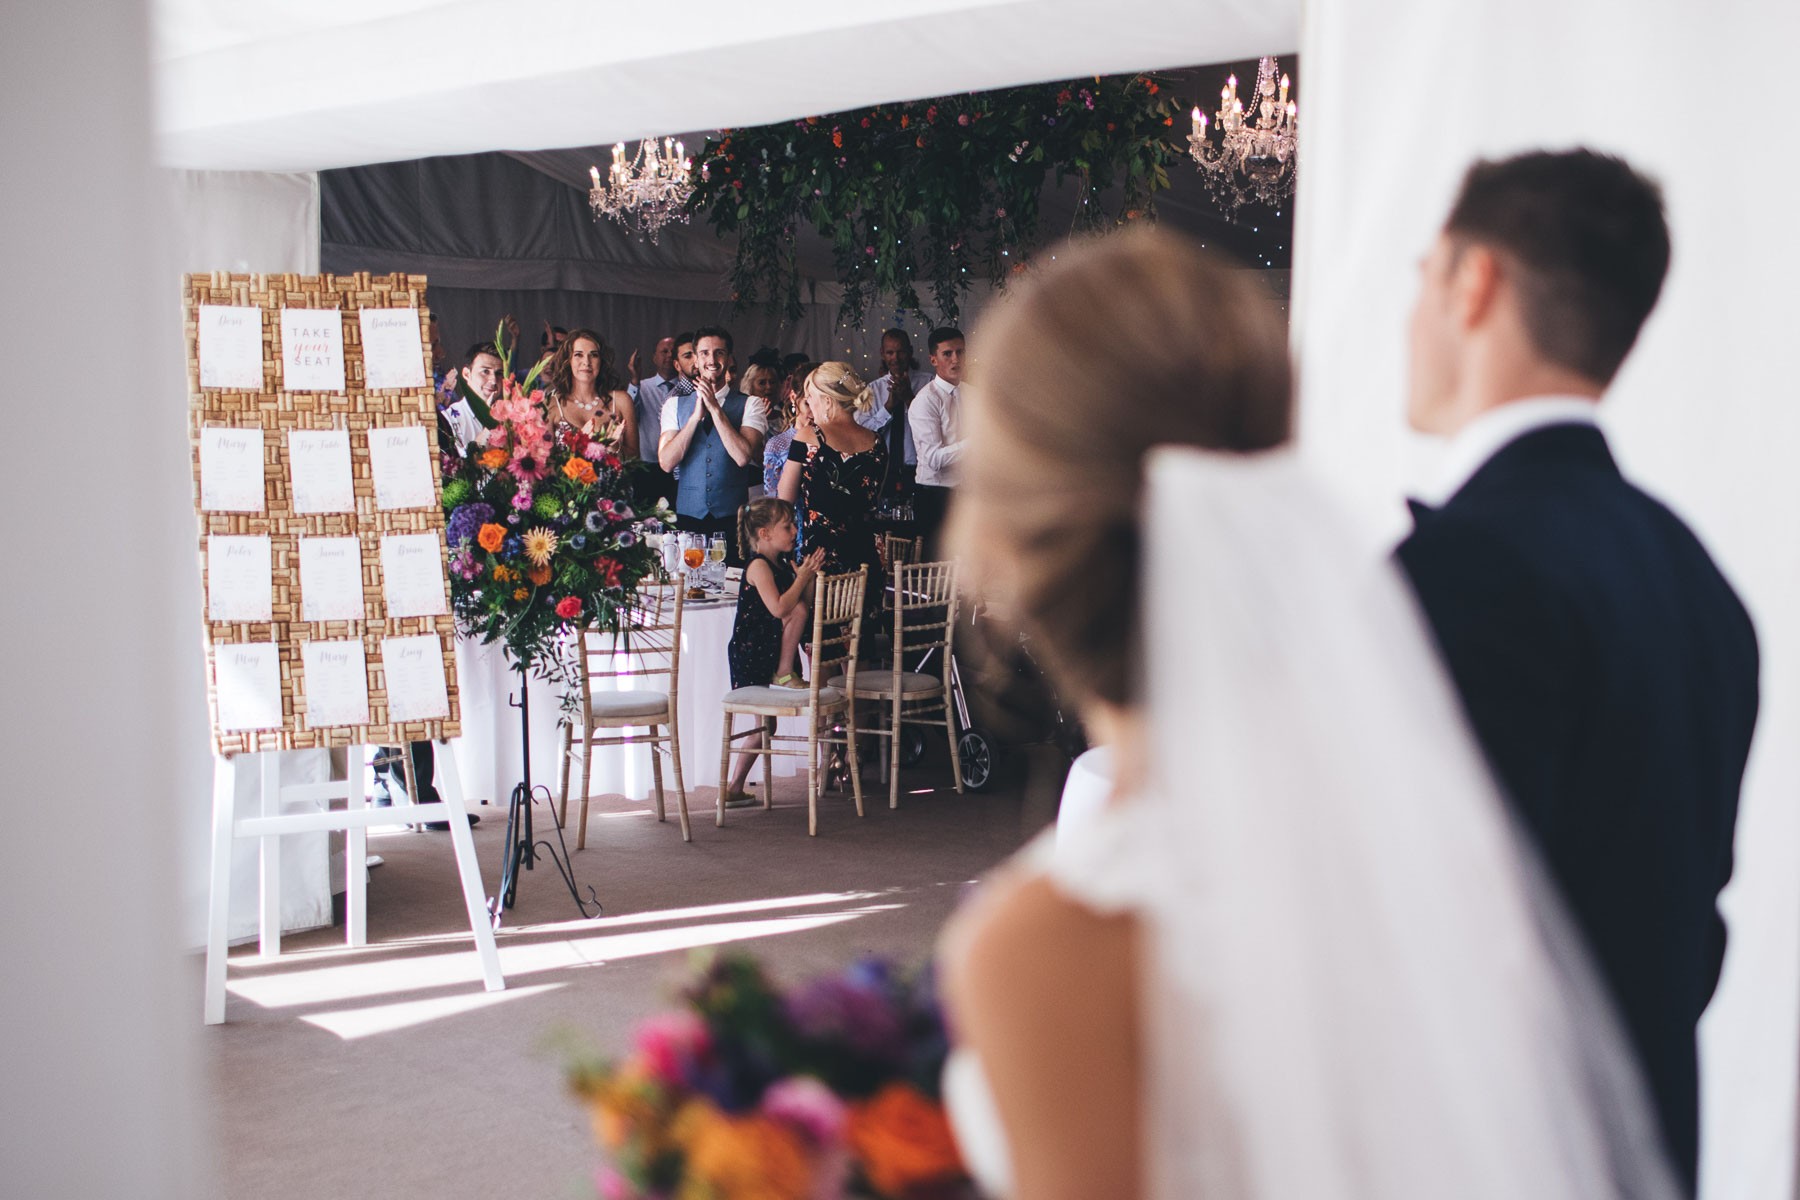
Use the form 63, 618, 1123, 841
707, 535, 727, 589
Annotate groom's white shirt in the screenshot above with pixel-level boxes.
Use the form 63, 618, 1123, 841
1420, 394, 1600, 506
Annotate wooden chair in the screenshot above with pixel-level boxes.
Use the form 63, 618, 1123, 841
718, 565, 868, 836
830, 560, 964, 809
883, 531, 922, 573
558, 586, 689, 844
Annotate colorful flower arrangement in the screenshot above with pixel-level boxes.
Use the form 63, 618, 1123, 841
440, 333, 671, 676
688, 72, 1182, 327
566, 953, 972, 1200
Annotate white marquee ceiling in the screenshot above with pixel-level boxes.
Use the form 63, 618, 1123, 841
154, 0, 1300, 171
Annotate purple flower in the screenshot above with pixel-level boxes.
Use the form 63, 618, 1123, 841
785, 974, 903, 1059
510, 488, 533, 510
615, 529, 638, 548
445, 502, 494, 546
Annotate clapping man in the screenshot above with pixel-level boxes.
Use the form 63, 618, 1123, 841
1397, 149, 1757, 1192
629, 335, 682, 504
658, 325, 766, 565
908, 326, 966, 555
859, 329, 932, 513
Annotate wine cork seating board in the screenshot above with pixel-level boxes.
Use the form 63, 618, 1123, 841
182, 272, 461, 756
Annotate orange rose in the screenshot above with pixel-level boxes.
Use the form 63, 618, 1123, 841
673, 1101, 813, 1200
480, 447, 510, 470
528, 564, 552, 586
477, 523, 506, 552
563, 457, 597, 484
847, 1083, 964, 1197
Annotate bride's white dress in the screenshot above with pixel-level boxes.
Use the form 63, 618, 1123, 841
943, 449, 1679, 1200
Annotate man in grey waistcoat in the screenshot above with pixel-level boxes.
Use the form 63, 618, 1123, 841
657, 325, 766, 567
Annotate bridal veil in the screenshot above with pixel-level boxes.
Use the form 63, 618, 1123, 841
1049, 447, 1679, 1199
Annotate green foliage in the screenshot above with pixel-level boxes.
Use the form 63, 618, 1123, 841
688, 73, 1184, 327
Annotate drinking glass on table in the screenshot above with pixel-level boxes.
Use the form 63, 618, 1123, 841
706, 535, 728, 588
681, 533, 705, 589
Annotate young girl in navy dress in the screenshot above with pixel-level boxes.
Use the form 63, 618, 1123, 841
724, 498, 826, 803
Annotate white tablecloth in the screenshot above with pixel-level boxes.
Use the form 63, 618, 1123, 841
449, 590, 801, 809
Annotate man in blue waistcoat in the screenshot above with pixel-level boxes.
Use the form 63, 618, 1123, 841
657, 325, 766, 566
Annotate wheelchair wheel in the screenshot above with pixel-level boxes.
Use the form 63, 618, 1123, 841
898, 725, 928, 768
957, 729, 998, 791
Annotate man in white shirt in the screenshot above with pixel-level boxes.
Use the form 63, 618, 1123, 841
858, 328, 933, 479
908, 326, 965, 553
628, 334, 682, 505
658, 325, 766, 565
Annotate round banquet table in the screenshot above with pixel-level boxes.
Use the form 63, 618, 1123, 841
449, 586, 801, 813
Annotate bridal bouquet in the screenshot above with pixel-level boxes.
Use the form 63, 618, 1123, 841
566, 953, 972, 1200
440, 352, 670, 675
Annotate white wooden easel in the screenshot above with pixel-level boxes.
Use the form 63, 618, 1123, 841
203, 738, 504, 1024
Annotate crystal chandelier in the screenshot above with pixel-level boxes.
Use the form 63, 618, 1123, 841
1187, 56, 1298, 212
588, 137, 694, 243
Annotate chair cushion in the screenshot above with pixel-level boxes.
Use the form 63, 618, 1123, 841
826, 671, 944, 698
588, 690, 671, 721
724, 685, 846, 710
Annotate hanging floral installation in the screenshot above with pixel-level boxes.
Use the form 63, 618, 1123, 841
688, 73, 1183, 327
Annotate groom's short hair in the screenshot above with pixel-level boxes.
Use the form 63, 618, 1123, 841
1445, 149, 1669, 385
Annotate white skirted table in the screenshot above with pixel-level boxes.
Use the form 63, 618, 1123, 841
449, 588, 801, 813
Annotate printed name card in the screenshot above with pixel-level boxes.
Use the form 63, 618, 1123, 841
301, 639, 371, 728
280, 308, 346, 392
214, 642, 284, 731
357, 308, 428, 390
198, 426, 266, 512
367, 425, 435, 509
287, 429, 356, 513
298, 536, 366, 622
207, 535, 273, 622
380, 532, 448, 617
382, 635, 450, 721
196, 305, 264, 389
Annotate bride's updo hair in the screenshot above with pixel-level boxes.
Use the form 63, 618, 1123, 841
950, 228, 1292, 707
807, 361, 877, 415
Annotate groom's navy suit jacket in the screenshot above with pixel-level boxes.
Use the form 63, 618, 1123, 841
1398, 423, 1758, 1192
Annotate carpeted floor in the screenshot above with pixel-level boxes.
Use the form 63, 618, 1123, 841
192, 747, 1065, 1199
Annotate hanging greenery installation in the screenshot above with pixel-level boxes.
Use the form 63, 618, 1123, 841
688, 72, 1183, 328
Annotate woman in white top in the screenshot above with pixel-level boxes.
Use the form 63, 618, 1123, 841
937, 229, 1678, 1200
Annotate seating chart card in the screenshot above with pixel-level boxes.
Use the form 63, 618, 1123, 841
207, 535, 273, 622
287, 429, 356, 513
280, 308, 346, 392
198, 426, 266, 512
383, 635, 450, 721
357, 308, 428, 390
297, 536, 365, 622
214, 642, 284, 732
367, 425, 435, 509
301, 639, 371, 728
186, 272, 460, 755
196, 305, 264, 389
380, 532, 448, 617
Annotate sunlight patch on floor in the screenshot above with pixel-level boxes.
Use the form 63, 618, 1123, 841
300, 983, 566, 1040
227, 905, 902, 1009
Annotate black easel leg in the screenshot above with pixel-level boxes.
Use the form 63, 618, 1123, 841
495, 666, 600, 922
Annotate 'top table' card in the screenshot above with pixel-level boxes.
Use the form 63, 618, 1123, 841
287, 428, 356, 514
